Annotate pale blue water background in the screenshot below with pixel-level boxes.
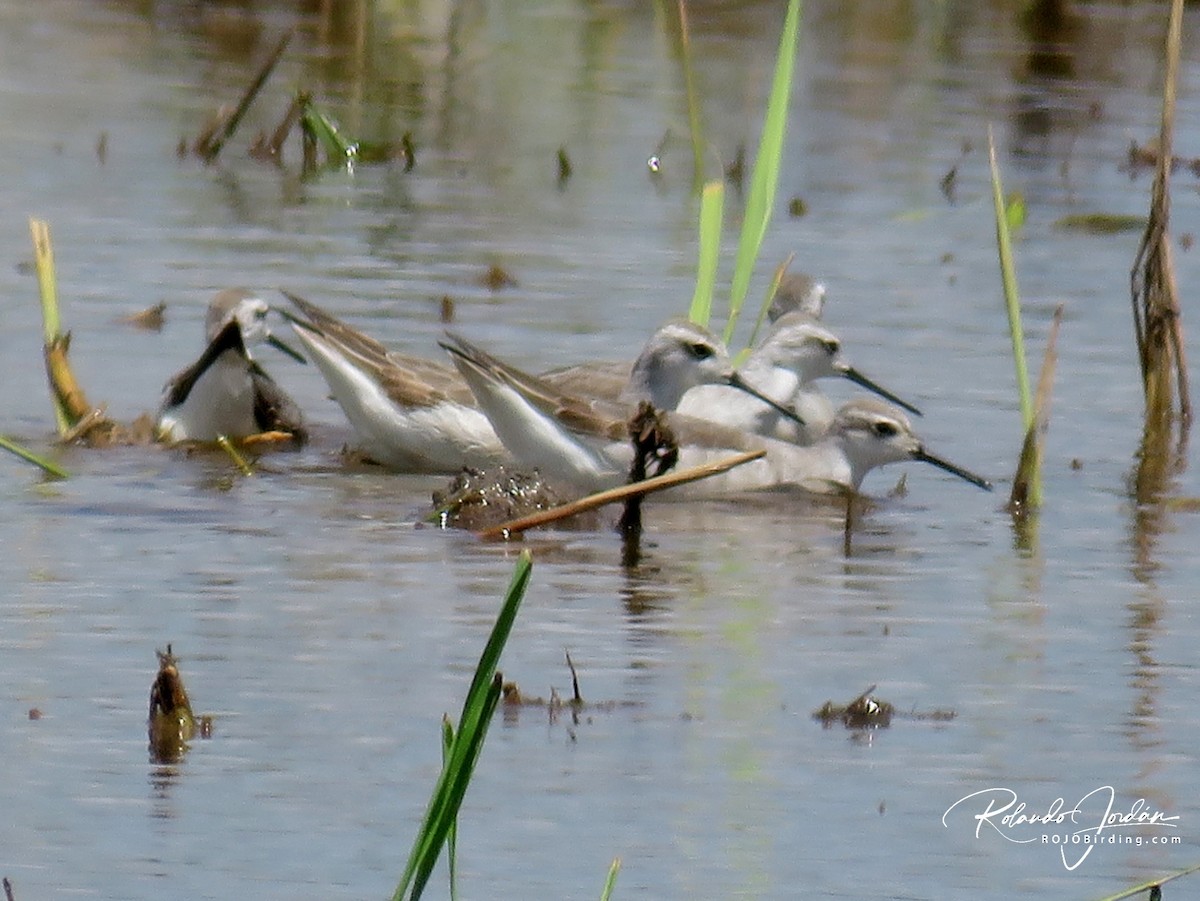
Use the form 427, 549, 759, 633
1, 1, 1199, 898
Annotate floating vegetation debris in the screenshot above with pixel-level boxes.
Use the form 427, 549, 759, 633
1124, 137, 1200, 178
814, 686, 894, 729
1055, 212, 1146, 235
813, 685, 956, 730
118, 301, 167, 331
300, 94, 359, 168
503, 652, 641, 731
556, 146, 573, 186
148, 644, 212, 764
429, 466, 567, 531
478, 262, 517, 291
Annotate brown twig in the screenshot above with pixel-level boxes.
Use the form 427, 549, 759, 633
196, 28, 294, 163
474, 449, 766, 539
565, 651, 582, 704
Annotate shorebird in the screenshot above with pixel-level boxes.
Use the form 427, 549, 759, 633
441, 332, 991, 499
768, 270, 827, 322
678, 311, 921, 445
282, 291, 506, 471
156, 289, 307, 444
281, 292, 803, 472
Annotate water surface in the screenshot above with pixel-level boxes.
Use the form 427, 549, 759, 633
2, 1, 1200, 898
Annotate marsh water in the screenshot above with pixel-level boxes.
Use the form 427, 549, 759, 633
3, 1, 1200, 898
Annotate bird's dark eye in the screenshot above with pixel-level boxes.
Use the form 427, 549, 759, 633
872, 421, 898, 437
822, 339, 839, 355
686, 341, 715, 360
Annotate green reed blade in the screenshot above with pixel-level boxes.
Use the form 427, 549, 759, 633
441, 716, 458, 901
723, 0, 802, 346
988, 126, 1041, 508
688, 181, 725, 328
0, 434, 68, 479
299, 95, 359, 167
29, 219, 70, 434
393, 551, 533, 901
599, 857, 622, 901
404, 675, 503, 901
987, 127, 1033, 429
216, 436, 254, 476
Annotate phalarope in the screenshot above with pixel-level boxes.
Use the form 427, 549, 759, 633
282, 291, 507, 471
679, 311, 920, 444
156, 289, 307, 444
281, 293, 797, 472
768, 271, 826, 322
442, 332, 991, 498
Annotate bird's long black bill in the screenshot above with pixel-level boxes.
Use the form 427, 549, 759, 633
726, 373, 806, 427
841, 366, 922, 417
913, 448, 993, 491
267, 333, 307, 364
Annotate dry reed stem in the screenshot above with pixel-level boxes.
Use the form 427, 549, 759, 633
1131, 0, 1190, 424
1009, 303, 1064, 512
475, 449, 766, 539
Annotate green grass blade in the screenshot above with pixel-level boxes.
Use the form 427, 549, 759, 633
299, 95, 359, 166
599, 857, 622, 901
441, 716, 458, 901
987, 126, 1039, 507
0, 434, 68, 479
722, 0, 802, 346
405, 675, 503, 901
393, 551, 533, 901
29, 219, 70, 434
688, 181, 725, 328
457, 550, 532, 725
987, 126, 1032, 428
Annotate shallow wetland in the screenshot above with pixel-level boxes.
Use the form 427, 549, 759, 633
2, 1, 1200, 898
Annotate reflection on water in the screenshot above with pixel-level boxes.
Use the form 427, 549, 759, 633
3, 1, 1200, 899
